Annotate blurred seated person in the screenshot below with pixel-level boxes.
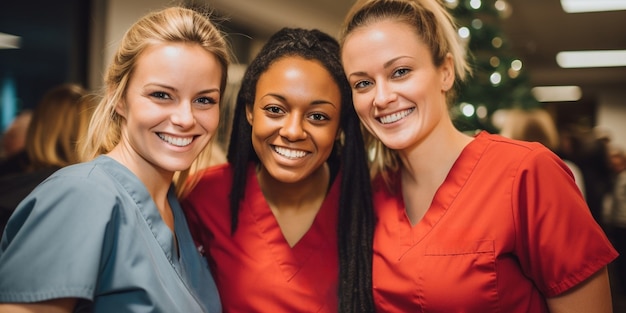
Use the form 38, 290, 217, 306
0, 110, 33, 171
499, 108, 586, 198
0, 84, 94, 233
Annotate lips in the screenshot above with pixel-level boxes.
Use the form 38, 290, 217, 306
273, 145, 308, 159
157, 133, 193, 147
378, 108, 415, 124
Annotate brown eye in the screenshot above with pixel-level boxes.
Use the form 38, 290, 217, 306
150, 91, 171, 99
309, 113, 329, 121
196, 97, 218, 105
264, 106, 284, 115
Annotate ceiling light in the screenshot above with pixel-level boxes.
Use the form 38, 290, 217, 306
0, 32, 20, 49
560, 0, 626, 13
556, 50, 626, 68
531, 86, 582, 102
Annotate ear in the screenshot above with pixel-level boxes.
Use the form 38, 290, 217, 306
245, 105, 253, 126
114, 99, 126, 118
440, 53, 455, 92
110, 88, 127, 118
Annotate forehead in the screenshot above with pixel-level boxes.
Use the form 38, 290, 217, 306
264, 56, 327, 75
342, 20, 430, 68
257, 56, 336, 89
255, 56, 342, 106
345, 19, 421, 48
130, 42, 222, 84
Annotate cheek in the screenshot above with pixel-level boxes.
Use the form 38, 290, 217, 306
199, 109, 221, 133
249, 117, 271, 154
315, 126, 341, 153
249, 130, 265, 159
352, 95, 372, 121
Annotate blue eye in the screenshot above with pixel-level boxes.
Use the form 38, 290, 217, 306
392, 68, 410, 78
354, 80, 372, 89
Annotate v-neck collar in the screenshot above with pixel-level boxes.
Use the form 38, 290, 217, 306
394, 132, 490, 255
97, 155, 180, 264
243, 163, 339, 281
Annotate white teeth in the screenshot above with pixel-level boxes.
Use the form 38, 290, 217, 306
379, 108, 415, 124
274, 146, 307, 159
158, 133, 193, 147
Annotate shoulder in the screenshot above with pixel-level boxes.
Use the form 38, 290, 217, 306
192, 163, 233, 187
477, 131, 564, 169
184, 163, 234, 200
41, 158, 123, 193
480, 131, 545, 154
5, 159, 128, 243
22, 157, 134, 213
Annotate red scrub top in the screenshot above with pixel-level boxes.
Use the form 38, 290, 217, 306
372, 131, 618, 312
182, 163, 340, 313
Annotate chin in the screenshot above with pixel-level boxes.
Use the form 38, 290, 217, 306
157, 159, 194, 173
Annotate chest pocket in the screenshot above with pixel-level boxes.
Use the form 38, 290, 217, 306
419, 240, 500, 313
424, 239, 494, 256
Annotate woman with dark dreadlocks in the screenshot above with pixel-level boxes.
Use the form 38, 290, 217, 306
180, 28, 375, 312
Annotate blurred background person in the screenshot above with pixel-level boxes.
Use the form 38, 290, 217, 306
499, 108, 586, 198
560, 125, 614, 229
0, 110, 33, 170
608, 147, 626, 296
0, 83, 93, 234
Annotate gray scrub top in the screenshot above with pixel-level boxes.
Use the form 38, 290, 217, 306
0, 155, 221, 313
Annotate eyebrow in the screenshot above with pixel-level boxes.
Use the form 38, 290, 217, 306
347, 56, 410, 79
145, 83, 220, 94
384, 56, 409, 69
261, 93, 338, 108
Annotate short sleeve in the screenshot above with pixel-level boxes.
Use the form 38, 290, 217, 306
512, 147, 617, 297
0, 174, 118, 303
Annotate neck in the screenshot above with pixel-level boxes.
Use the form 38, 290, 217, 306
398, 126, 473, 186
257, 163, 330, 213
106, 146, 173, 204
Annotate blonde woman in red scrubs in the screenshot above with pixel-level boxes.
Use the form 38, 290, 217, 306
181, 28, 375, 312
339, 0, 618, 312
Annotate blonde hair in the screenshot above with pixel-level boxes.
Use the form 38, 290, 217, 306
340, 0, 470, 185
25, 83, 93, 170
78, 6, 231, 194
500, 108, 559, 151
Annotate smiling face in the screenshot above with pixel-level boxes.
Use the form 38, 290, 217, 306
341, 20, 455, 151
114, 42, 222, 175
246, 56, 341, 184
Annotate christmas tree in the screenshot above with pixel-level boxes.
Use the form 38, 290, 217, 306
446, 0, 541, 133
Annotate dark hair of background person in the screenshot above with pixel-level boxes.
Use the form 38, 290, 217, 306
565, 127, 615, 228
226, 28, 375, 312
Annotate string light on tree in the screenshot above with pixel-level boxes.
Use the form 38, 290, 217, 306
446, 0, 540, 132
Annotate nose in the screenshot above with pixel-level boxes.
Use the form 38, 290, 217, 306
373, 80, 395, 109
279, 114, 307, 141
170, 101, 195, 129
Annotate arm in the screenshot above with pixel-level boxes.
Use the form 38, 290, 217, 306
0, 298, 77, 313
546, 267, 613, 313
